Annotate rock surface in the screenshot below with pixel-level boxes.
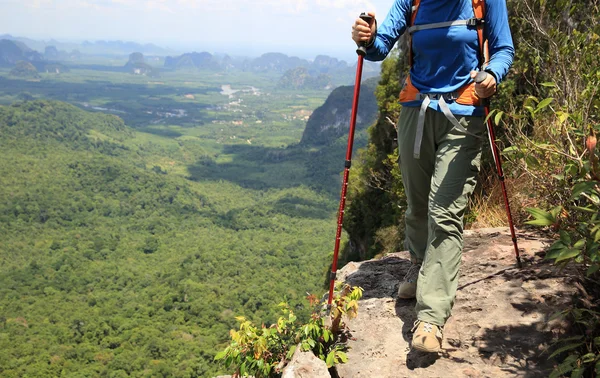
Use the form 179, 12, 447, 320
335, 227, 576, 378
281, 346, 331, 378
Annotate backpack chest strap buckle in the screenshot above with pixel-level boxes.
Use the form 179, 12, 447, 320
416, 92, 459, 102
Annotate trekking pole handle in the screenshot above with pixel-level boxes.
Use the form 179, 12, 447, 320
356, 13, 374, 57
474, 71, 488, 84
474, 71, 491, 105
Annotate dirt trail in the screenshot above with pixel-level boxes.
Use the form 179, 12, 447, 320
335, 227, 576, 378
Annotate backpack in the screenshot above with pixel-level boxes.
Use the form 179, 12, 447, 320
399, 0, 489, 106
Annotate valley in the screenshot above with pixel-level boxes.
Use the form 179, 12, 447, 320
0, 40, 378, 377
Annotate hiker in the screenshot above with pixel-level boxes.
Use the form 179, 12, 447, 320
351, 0, 514, 353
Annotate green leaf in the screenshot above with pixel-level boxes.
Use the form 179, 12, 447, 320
572, 182, 599, 200
214, 350, 228, 361
571, 367, 585, 378
574, 239, 586, 249
536, 97, 554, 112
326, 351, 335, 368
541, 82, 556, 88
555, 249, 581, 263
494, 110, 504, 125
582, 353, 597, 363
287, 345, 297, 360
573, 206, 598, 213
548, 343, 584, 359
560, 230, 572, 245
484, 109, 496, 124
566, 163, 579, 176
556, 111, 570, 124
337, 351, 349, 363
553, 174, 565, 181
551, 354, 580, 378
587, 265, 600, 276
525, 207, 556, 226
525, 155, 541, 168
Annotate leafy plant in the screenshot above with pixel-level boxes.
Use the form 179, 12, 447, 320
547, 305, 600, 378
490, 2, 600, 377
215, 284, 363, 377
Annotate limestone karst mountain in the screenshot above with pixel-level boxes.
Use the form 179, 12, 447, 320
9, 60, 39, 78
277, 67, 332, 90
300, 77, 379, 146
0, 39, 43, 67
124, 52, 156, 76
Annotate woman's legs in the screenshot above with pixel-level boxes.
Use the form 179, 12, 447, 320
397, 106, 484, 326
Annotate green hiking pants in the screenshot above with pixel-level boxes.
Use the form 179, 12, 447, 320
397, 106, 485, 326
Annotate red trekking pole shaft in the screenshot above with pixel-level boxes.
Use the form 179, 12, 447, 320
475, 71, 522, 268
327, 13, 373, 311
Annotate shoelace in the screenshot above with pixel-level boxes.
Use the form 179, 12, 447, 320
411, 320, 443, 338
404, 263, 421, 283
411, 320, 421, 332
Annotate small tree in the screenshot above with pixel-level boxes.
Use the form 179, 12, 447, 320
215, 284, 363, 377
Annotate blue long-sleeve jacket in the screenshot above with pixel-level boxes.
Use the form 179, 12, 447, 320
366, 0, 514, 116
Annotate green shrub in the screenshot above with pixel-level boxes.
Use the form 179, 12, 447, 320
215, 284, 363, 377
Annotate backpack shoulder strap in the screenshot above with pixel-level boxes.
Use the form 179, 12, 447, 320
411, 0, 421, 25
408, 0, 421, 66
407, 0, 489, 68
472, 0, 489, 68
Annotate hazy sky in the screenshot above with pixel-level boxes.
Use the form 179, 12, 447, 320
0, 0, 394, 61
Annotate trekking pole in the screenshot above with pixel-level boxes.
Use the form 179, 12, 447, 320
327, 13, 373, 313
475, 71, 522, 268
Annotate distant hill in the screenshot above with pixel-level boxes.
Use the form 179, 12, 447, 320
0, 34, 173, 57
1, 39, 77, 74
245, 52, 307, 73
164, 51, 220, 70
0, 39, 43, 67
300, 77, 379, 146
0, 101, 130, 150
81, 40, 172, 56
165, 51, 354, 74
164, 51, 380, 86
9, 60, 40, 78
277, 67, 332, 90
124, 52, 157, 76
44, 45, 81, 61
312, 55, 350, 73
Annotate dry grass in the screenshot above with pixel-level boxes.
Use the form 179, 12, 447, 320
467, 172, 535, 230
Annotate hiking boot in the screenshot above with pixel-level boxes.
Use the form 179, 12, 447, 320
411, 320, 443, 353
397, 261, 421, 299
